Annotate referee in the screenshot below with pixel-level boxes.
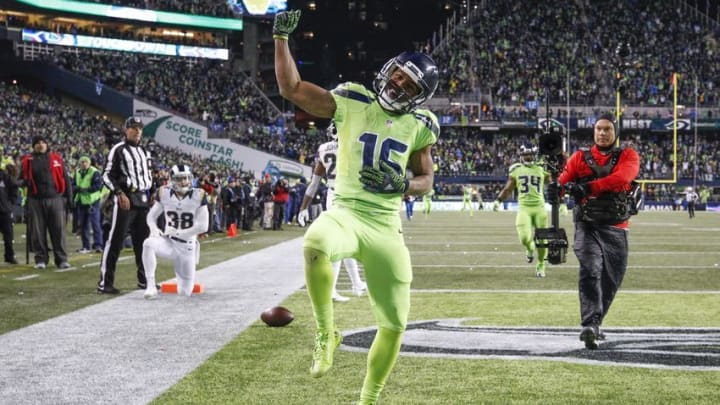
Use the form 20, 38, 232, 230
97, 117, 153, 294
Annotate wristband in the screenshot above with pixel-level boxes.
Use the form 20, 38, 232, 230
273, 34, 289, 40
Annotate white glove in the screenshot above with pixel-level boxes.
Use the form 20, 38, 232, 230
164, 225, 180, 238
149, 228, 163, 238
493, 200, 501, 212
298, 209, 309, 227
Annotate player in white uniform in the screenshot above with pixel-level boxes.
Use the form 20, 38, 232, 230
142, 164, 209, 298
298, 122, 367, 301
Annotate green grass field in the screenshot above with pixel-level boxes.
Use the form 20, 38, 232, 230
2, 211, 719, 404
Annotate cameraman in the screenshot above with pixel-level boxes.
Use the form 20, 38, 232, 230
557, 113, 639, 350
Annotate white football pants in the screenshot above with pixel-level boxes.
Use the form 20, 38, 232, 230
142, 236, 199, 296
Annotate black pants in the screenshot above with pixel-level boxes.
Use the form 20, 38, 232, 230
573, 221, 629, 328
0, 211, 14, 261
99, 201, 149, 289
241, 202, 252, 230
688, 201, 695, 218
272, 202, 286, 230
224, 204, 238, 230
28, 197, 68, 266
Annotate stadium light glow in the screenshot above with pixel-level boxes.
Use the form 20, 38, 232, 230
15, 0, 244, 31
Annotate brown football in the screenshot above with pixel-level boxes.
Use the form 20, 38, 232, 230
260, 306, 294, 327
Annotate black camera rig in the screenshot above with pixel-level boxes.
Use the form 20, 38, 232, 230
533, 123, 569, 265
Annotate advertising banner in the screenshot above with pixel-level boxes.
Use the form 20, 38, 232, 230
133, 100, 313, 179
22, 29, 229, 60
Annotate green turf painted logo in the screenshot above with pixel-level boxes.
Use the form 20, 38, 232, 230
342, 320, 720, 370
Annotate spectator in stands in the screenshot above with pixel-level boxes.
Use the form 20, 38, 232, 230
20, 136, 73, 269
0, 163, 19, 264
73, 156, 104, 254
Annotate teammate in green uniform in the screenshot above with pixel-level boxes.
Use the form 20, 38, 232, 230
461, 184, 474, 215
423, 189, 434, 218
274, 10, 440, 404
494, 145, 551, 277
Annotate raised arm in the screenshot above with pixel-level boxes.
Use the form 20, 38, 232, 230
273, 10, 336, 118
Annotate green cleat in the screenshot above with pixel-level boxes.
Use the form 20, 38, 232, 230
310, 329, 342, 378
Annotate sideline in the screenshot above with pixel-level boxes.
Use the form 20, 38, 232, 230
0, 238, 305, 405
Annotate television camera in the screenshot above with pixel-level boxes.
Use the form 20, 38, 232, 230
533, 125, 568, 265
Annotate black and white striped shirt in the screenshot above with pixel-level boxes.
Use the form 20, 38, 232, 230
103, 141, 153, 193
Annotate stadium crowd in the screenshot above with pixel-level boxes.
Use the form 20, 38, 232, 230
2, 1, 719, 210
432, 0, 720, 108
86, 0, 235, 18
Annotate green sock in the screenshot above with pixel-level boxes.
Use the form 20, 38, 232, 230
304, 247, 334, 331
537, 245, 548, 264
360, 327, 403, 404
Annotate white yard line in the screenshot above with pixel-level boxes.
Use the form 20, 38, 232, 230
13, 274, 40, 281
0, 237, 306, 405
410, 289, 720, 294
413, 264, 718, 269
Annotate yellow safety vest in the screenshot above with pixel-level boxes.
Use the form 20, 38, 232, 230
74, 166, 102, 205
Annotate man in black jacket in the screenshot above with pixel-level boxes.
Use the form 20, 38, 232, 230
240, 176, 255, 231
220, 177, 239, 232
20, 136, 73, 269
0, 163, 19, 264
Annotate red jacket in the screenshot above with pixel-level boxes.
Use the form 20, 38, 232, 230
21, 151, 67, 196
558, 145, 640, 228
273, 183, 289, 203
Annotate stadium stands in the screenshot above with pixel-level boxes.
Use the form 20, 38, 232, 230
0, 81, 252, 183
86, 0, 236, 18
432, 1, 720, 107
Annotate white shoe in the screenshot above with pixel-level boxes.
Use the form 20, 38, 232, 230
352, 282, 367, 297
144, 288, 158, 300
332, 293, 349, 302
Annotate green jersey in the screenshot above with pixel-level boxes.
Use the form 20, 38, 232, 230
509, 162, 548, 207
331, 82, 439, 213
463, 186, 472, 201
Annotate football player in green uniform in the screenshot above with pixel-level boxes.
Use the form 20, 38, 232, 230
461, 184, 474, 215
494, 145, 551, 277
423, 189, 434, 218
274, 10, 440, 405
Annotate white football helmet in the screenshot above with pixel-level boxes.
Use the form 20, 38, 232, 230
327, 121, 337, 140
170, 164, 193, 195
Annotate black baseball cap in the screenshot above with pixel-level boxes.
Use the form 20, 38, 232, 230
124, 116, 144, 129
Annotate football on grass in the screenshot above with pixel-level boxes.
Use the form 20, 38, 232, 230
260, 306, 294, 327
